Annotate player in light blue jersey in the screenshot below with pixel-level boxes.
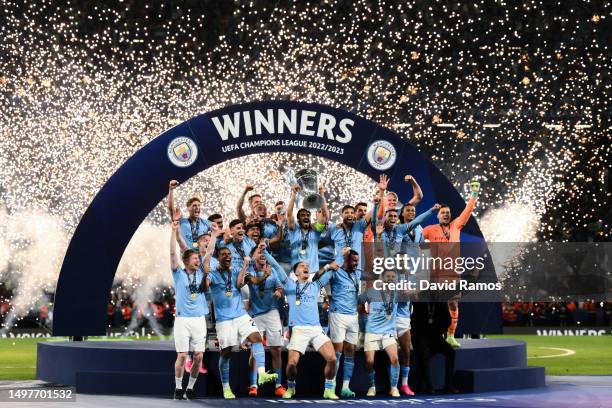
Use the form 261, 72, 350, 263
285, 183, 328, 272
244, 242, 286, 397
360, 269, 402, 398
371, 205, 437, 259
169, 222, 207, 400
328, 204, 374, 271
202, 242, 277, 399
221, 219, 257, 269
167, 180, 213, 250
396, 201, 438, 395
174, 209, 219, 377
327, 249, 361, 397
317, 227, 336, 268
262, 247, 339, 400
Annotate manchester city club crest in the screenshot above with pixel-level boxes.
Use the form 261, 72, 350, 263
367, 139, 397, 170
167, 137, 198, 168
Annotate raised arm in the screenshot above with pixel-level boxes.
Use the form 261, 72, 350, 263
454, 182, 480, 229
407, 205, 439, 229
368, 195, 380, 234
263, 249, 288, 284
236, 184, 254, 222
313, 261, 338, 282
167, 180, 179, 220
173, 207, 189, 253
405, 175, 423, 206
170, 221, 180, 272
365, 174, 388, 223
286, 184, 300, 230
249, 263, 273, 285
202, 228, 220, 274
268, 221, 284, 246
318, 185, 329, 223
236, 256, 251, 288
202, 227, 221, 268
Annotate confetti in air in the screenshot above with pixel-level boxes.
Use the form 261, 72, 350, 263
0, 1, 609, 329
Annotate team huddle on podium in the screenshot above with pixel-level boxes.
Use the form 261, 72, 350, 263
167, 174, 480, 400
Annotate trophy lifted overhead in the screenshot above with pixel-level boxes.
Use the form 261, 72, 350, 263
294, 169, 324, 210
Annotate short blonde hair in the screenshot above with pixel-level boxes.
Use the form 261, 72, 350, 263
186, 197, 201, 207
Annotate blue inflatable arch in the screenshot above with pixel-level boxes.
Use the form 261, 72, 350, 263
52, 101, 499, 336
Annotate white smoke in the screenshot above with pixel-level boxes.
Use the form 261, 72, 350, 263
116, 222, 172, 338
0, 208, 69, 333
479, 202, 540, 283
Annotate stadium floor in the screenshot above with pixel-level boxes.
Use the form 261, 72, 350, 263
1, 376, 611, 408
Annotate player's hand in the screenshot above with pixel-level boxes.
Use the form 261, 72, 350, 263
405, 175, 415, 183
470, 180, 480, 196
432, 203, 441, 211
378, 174, 389, 191
258, 240, 267, 251
373, 193, 381, 204
171, 220, 179, 231
243, 256, 251, 266
329, 261, 340, 271
169, 180, 179, 190
342, 247, 352, 256
292, 183, 301, 194
318, 184, 326, 195
173, 207, 182, 221
272, 288, 283, 299
244, 184, 255, 193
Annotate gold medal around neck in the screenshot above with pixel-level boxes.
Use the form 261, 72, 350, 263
192, 242, 199, 248
225, 291, 232, 297
386, 314, 392, 320
428, 318, 433, 324
191, 293, 197, 300
295, 300, 301, 306
299, 249, 306, 255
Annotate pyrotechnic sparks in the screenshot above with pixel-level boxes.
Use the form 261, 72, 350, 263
0, 1, 609, 328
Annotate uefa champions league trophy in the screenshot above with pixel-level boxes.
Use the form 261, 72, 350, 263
294, 168, 324, 210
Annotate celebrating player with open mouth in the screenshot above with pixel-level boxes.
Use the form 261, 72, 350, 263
360, 269, 402, 398
169, 221, 208, 400
327, 249, 361, 397
201, 240, 277, 399
244, 242, 286, 397
263, 246, 339, 400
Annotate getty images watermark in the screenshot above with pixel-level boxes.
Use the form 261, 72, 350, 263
361, 242, 612, 303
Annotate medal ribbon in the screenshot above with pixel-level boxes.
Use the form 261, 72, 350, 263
220, 271, 232, 294
343, 226, 353, 248
407, 226, 416, 242
300, 229, 310, 253
439, 224, 450, 241
381, 289, 395, 317
383, 227, 397, 251
234, 242, 245, 259
346, 269, 360, 297
186, 270, 198, 297
190, 219, 200, 243
296, 281, 311, 304
258, 271, 267, 297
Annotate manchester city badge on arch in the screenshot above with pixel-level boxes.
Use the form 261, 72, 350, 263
367, 139, 397, 170
167, 137, 198, 168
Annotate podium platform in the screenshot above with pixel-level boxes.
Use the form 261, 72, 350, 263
37, 339, 544, 396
